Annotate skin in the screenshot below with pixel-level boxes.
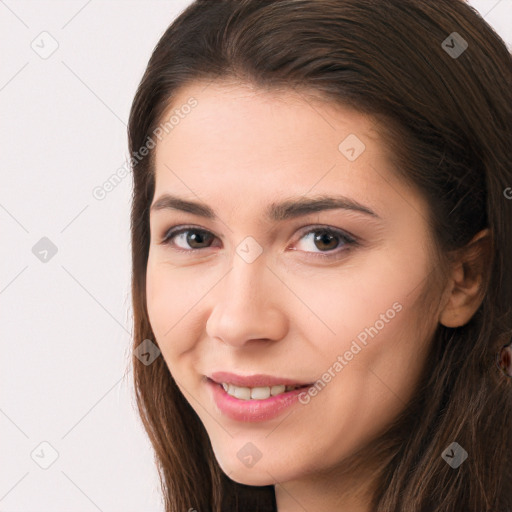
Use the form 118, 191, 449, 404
145, 80, 489, 511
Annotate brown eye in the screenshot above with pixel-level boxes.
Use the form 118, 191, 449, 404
160, 224, 358, 261
294, 226, 356, 257
313, 231, 340, 251
183, 230, 214, 249
162, 227, 216, 250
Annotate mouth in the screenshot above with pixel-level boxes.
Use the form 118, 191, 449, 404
205, 374, 314, 422
207, 371, 313, 401
213, 379, 310, 400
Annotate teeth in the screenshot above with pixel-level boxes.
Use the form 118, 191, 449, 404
271, 385, 286, 395
251, 386, 271, 400
221, 382, 305, 400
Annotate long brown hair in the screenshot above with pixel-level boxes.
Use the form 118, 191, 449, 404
127, 1, 512, 510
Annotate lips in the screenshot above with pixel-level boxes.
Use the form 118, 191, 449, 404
206, 377, 312, 422
204, 371, 316, 422
208, 371, 313, 388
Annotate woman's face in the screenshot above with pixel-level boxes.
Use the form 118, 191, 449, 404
146, 81, 442, 487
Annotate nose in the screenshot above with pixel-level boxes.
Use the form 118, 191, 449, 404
205, 251, 289, 348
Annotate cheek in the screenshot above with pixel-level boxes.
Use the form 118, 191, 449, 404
145, 260, 212, 362
146, 262, 168, 334
290, 252, 429, 353
145, 261, 186, 359
291, 245, 434, 413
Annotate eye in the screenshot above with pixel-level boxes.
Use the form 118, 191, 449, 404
293, 226, 357, 258
160, 226, 217, 251
159, 224, 358, 259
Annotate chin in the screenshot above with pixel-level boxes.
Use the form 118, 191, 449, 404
216, 456, 277, 487
226, 468, 276, 487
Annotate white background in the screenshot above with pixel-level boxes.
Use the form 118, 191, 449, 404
1, 1, 511, 511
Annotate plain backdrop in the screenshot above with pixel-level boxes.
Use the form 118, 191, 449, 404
0, 1, 511, 511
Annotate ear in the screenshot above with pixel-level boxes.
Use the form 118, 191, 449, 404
439, 228, 493, 328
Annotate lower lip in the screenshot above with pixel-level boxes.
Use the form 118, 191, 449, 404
206, 378, 310, 422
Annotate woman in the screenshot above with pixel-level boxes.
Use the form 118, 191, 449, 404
128, 0, 512, 510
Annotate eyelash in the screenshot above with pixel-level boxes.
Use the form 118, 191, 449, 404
159, 224, 359, 260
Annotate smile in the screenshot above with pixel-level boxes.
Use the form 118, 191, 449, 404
220, 382, 307, 400
205, 372, 314, 422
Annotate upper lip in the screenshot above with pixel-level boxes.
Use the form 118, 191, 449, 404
208, 371, 313, 388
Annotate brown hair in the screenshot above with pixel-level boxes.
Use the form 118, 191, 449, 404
127, 1, 512, 510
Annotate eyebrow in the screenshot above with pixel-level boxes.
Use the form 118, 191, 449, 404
150, 193, 380, 221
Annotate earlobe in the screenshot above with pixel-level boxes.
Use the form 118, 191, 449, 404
439, 228, 492, 328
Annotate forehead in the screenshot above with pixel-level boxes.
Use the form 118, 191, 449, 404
154, 80, 379, 163
151, 81, 415, 220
